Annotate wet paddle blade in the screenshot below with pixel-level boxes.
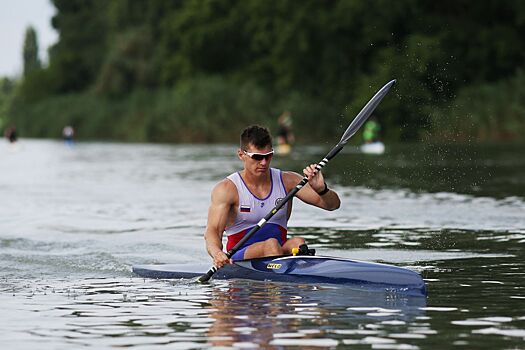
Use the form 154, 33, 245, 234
339, 79, 396, 144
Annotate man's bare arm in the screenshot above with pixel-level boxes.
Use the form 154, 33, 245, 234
204, 179, 236, 267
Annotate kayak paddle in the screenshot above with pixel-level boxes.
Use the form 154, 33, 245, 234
197, 79, 396, 283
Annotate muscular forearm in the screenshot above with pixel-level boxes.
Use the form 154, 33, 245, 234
311, 179, 340, 211
205, 229, 232, 267
205, 231, 224, 258
319, 189, 340, 211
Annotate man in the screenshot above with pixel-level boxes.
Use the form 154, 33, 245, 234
205, 125, 340, 268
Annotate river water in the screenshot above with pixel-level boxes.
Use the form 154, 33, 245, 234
1, 139, 524, 349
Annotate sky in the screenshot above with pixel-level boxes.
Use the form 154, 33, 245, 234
0, 0, 58, 77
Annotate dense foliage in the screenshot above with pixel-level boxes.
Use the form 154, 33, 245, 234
0, 78, 16, 130
3, 0, 525, 142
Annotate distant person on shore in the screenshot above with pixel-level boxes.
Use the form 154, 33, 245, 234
276, 111, 295, 155
363, 118, 381, 144
62, 125, 75, 145
5, 126, 17, 143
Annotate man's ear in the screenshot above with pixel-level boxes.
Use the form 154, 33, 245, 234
237, 149, 244, 160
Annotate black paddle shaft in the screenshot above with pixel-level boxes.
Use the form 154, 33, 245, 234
197, 79, 396, 283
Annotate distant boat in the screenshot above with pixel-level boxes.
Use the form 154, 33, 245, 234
360, 141, 385, 155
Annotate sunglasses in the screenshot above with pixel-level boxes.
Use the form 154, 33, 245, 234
243, 149, 274, 161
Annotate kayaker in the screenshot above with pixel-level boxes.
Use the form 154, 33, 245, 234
5, 126, 17, 143
276, 111, 294, 155
363, 118, 381, 144
205, 125, 341, 268
62, 125, 75, 145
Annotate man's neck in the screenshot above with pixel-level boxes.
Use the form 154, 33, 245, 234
241, 168, 271, 186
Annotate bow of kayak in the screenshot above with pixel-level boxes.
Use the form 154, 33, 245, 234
133, 255, 426, 296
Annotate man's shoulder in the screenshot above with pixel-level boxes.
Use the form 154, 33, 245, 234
214, 177, 236, 192
210, 177, 236, 201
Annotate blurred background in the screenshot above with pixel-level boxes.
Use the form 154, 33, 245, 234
1, 0, 524, 144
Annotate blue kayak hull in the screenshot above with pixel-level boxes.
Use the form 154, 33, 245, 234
133, 255, 426, 296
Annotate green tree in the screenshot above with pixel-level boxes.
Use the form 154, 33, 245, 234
10, 0, 525, 142
23, 26, 41, 76
48, 0, 109, 92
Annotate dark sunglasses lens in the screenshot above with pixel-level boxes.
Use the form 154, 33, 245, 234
251, 153, 272, 161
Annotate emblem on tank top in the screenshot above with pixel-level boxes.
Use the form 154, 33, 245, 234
260, 202, 265, 208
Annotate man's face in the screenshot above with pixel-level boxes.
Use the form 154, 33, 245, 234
239, 143, 274, 174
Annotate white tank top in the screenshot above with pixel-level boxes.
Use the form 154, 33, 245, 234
225, 168, 289, 237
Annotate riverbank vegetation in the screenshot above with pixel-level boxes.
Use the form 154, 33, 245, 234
2, 0, 524, 143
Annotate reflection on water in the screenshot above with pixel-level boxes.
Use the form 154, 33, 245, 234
326, 143, 525, 199
2, 270, 524, 349
1, 140, 525, 349
207, 281, 426, 349
0, 277, 426, 349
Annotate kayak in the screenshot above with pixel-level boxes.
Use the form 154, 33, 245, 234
133, 255, 426, 296
360, 141, 385, 154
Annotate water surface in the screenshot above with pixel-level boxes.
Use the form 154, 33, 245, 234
1, 139, 524, 349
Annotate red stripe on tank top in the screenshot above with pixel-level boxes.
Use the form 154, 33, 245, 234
226, 226, 288, 252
